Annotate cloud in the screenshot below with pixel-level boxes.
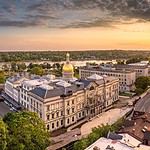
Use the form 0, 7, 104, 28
0, 0, 149, 28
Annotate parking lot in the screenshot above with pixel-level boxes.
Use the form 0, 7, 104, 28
0, 101, 12, 117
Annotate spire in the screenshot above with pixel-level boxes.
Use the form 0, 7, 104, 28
66, 53, 70, 63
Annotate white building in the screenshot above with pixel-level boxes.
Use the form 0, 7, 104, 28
85, 137, 134, 150
79, 66, 135, 92
115, 64, 149, 78
5, 75, 29, 102
28, 74, 119, 131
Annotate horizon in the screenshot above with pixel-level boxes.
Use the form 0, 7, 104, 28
0, 0, 150, 51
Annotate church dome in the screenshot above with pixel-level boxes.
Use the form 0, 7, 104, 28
62, 63, 74, 73
62, 53, 74, 80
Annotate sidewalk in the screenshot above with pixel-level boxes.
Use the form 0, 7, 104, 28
81, 107, 132, 136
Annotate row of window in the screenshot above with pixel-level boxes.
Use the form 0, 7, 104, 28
47, 116, 76, 130
81, 71, 128, 78
47, 110, 63, 120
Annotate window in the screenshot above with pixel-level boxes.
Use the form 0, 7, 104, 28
82, 111, 85, 116
52, 113, 54, 119
67, 118, 69, 124
36, 102, 38, 109
67, 109, 70, 115
52, 123, 54, 129
47, 124, 49, 130
61, 120, 63, 125
56, 121, 59, 127
79, 112, 81, 118
47, 105, 50, 111
47, 115, 50, 120
72, 116, 74, 122
72, 108, 75, 113
31, 98, 32, 104
56, 112, 59, 117
61, 111, 63, 116
72, 100, 74, 104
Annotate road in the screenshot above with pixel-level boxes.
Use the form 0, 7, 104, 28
134, 93, 150, 113
0, 101, 12, 117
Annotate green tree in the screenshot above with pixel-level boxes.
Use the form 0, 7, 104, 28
73, 138, 88, 150
0, 118, 7, 150
73, 119, 124, 150
17, 63, 26, 71
30, 66, 44, 76
0, 71, 5, 83
3, 111, 50, 150
11, 62, 17, 72
135, 76, 150, 90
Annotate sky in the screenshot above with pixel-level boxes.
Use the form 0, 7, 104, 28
0, 0, 150, 51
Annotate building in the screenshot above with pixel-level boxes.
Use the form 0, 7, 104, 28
85, 137, 134, 150
86, 131, 150, 150
115, 64, 149, 78
28, 74, 119, 131
79, 65, 135, 92
120, 113, 150, 146
4, 74, 29, 103
62, 53, 74, 80
4, 54, 119, 131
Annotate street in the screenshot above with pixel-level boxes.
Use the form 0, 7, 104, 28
81, 107, 132, 136
135, 93, 150, 113
0, 101, 12, 117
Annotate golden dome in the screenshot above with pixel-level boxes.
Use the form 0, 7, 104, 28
62, 63, 74, 73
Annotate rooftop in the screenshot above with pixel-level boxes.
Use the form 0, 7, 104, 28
47, 128, 81, 150
29, 74, 117, 100
85, 137, 134, 150
120, 113, 150, 143
80, 66, 134, 74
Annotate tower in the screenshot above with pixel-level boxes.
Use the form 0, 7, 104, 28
62, 53, 74, 80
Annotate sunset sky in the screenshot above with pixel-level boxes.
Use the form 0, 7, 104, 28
0, 0, 150, 51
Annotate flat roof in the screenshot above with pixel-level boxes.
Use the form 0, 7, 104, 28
80, 66, 134, 74
47, 128, 81, 150
85, 137, 134, 150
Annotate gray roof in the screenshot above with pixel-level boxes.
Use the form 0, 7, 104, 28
30, 81, 85, 100
107, 132, 123, 140
78, 79, 92, 88
30, 87, 64, 99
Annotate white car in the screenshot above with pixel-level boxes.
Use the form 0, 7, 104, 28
10, 108, 13, 111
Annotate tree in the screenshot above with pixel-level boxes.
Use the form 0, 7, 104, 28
0, 118, 7, 150
3, 111, 50, 150
73, 119, 125, 150
17, 63, 26, 71
30, 66, 44, 76
135, 76, 150, 90
0, 71, 5, 84
11, 62, 17, 72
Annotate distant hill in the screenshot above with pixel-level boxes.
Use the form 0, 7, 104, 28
0, 50, 150, 62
